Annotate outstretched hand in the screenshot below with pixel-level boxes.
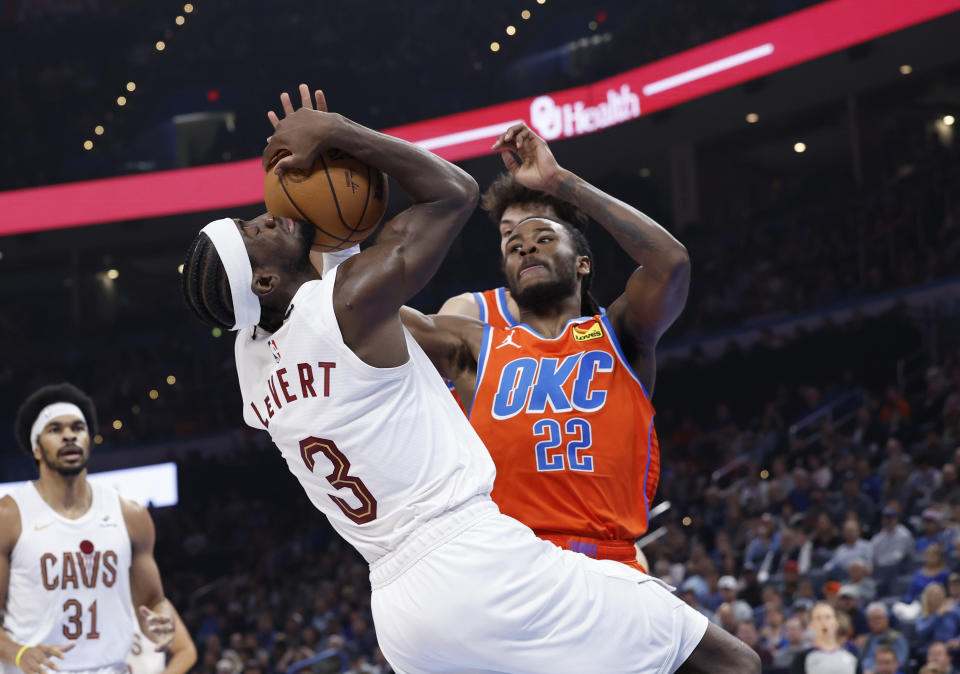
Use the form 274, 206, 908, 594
15, 642, 74, 673
262, 83, 341, 174
139, 604, 175, 652
491, 122, 564, 194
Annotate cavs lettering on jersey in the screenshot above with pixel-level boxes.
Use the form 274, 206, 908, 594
2, 482, 134, 674
472, 287, 517, 329
470, 313, 660, 552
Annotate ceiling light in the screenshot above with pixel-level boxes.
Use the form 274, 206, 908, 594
177, 264, 184, 274
83, 140, 94, 150
106, 268, 119, 279
794, 142, 807, 153
944, 115, 956, 126
521, 10, 531, 19
490, 41, 501, 52
155, 41, 166, 51
899, 64, 912, 75
112, 420, 123, 430
745, 112, 759, 124
94, 125, 104, 135
117, 96, 127, 106
166, 375, 177, 385
506, 25, 516, 36
175, 15, 185, 25
126, 81, 136, 92
183, 3, 194, 12
149, 389, 159, 400
588, 21, 598, 30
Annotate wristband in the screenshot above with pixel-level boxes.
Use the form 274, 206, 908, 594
14, 645, 29, 669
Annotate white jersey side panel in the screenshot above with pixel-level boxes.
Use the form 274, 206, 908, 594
235, 267, 496, 563
2, 482, 135, 673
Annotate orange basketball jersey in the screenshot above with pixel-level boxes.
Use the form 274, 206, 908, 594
470, 313, 660, 548
473, 287, 517, 329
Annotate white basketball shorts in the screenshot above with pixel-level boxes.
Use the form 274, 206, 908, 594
369, 497, 708, 674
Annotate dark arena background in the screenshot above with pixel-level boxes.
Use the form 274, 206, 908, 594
2, 1, 960, 672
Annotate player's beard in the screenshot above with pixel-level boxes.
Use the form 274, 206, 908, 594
508, 260, 578, 313
40, 446, 89, 476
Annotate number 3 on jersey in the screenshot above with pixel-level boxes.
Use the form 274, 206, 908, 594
299, 436, 378, 524
533, 418, 593, 472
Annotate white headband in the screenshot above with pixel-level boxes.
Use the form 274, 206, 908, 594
31, 403, 87, 448
201, 218, 262, 331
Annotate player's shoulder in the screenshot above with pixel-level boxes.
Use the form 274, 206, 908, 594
438, 292, 480, 318
0, 494, 23, 549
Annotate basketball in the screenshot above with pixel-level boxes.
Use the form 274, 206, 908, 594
264, 148, 389, 251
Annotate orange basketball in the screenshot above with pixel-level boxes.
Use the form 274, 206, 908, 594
264, 148, 389, 251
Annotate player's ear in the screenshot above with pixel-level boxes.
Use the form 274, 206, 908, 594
576, 255, 591, 277
251, 270, 279, 297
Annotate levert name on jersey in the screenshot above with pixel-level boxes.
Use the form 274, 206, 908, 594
247, 360, 336, 429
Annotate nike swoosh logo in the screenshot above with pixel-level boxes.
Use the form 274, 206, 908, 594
34, 522, 54, 531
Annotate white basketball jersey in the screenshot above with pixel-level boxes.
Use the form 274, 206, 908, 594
235, 265, 496, 563
2, 482, 135, 674
125, 621, 165, 674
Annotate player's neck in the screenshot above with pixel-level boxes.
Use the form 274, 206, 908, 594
34, 471, 92, 518
516, 294, 583, 338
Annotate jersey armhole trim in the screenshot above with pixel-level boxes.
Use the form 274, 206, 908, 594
598, 313, 650, 400
642, 413, 654, 527
495, 286, 519, 327
468, 324, 494, 420
472, 292, 487, 323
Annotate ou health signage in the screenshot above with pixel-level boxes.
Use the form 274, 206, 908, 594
0, 0, 958, 234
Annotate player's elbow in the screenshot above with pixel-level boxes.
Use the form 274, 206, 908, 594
665, 245, 690, 287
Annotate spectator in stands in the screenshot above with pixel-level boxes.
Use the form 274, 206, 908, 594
925, 640, 957, 674
773, 616, 810, 671
907, 545, 952, 603
832, 470, 877, 526
714, 602, 739, 634
679, 580, 716, 623
871, 645, 905, 674
838, 585, 868, 637
916, 583, 960, 654
760, 606, 787, 650
745, 512, 780, 569
857, 602, 909, 674
812, 512, 842, 567
736, 620, 773, 669
760, 517, 813, 584
911, 459, 946, 512
789, 468, 814, 513
872, 504, 916, 568
826, 519, 874, 575
717, 575, 753, 623
792, 602, 859, 673
848, 558, 878, 603
920, 509, 950, 553
932, 464, 960, 506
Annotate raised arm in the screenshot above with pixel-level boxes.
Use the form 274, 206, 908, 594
263, 86, 478, 366
493, 123, 690, 392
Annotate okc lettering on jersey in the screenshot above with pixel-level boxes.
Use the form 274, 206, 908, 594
250, 361, 336, 429
40, 550, 119, 590
491, 350, 615, 419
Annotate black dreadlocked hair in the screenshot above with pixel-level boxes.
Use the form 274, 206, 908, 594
481, 173, 588, 231
506, 216, 600, 317
181, 232, 236, 330
14, 383, 98, 459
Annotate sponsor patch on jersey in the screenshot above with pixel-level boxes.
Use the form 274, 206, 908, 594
572, 322, 603, 342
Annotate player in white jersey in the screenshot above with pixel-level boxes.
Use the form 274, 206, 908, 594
180, 84, 759, 674
0, 384, 180, 674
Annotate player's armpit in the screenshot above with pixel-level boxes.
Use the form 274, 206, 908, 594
437, 293, 480, 319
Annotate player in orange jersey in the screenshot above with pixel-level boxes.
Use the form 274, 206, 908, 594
403, 121, 689, 573
437, 172, 589, 332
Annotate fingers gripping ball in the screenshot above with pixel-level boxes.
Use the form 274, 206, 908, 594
265, 148, 389, 251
